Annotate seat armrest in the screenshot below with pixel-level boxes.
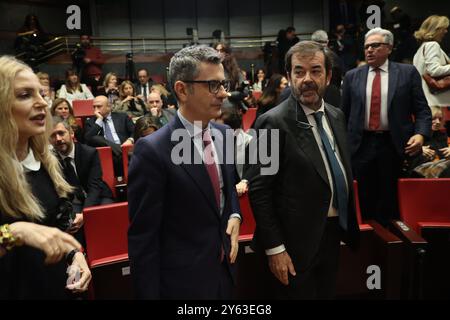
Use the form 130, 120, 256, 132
389, 220, 427, 245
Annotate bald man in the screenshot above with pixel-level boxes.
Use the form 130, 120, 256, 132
147, 92, 176, 127
84, 95, 135, 175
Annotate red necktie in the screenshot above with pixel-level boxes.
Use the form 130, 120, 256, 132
203, 129, 220, 208
369, 68, 381, 130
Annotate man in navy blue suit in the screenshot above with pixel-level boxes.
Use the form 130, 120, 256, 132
342, 27, 431, 225
128, 45, 241, 299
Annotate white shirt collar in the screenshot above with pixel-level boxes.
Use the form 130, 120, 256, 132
177, 109, 210, 138
21, 148, 41, 172
369, 59, 389, 73
299, 99, 326, 116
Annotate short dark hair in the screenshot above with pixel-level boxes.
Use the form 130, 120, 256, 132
286, 26, 296, 33
137, 68, 149, 76
285, 40, 332, 76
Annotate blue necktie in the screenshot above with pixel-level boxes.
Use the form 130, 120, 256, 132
313, 111, 348, 231
103, 118, 115, 143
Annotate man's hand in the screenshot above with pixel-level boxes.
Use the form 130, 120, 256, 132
235, 180, 248, 196
121, 139, 134, 147
422, 145, 436, 160
405, 134, 424, 156
268, 251, 296, 286
68, 213, 84, 234
226, 217, 240, 264
150, 107, 159, 117
94, 109, 103, 121
440, 147, 450, 159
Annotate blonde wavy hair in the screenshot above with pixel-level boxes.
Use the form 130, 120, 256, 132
103, 72, 117, 88
414, 15, 449, 43
0, 56, 73, 221
118, 80, 136, 99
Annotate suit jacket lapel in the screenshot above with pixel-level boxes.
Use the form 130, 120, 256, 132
286, 97, 330, 187
360, 65, 369, 114
387, 61, 398, 111
169, 116, 221, 218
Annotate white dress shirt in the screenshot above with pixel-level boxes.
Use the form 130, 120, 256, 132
365, 59, 389, 131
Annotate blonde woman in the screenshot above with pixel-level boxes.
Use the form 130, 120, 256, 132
113, 80, 147, 122
0, 56, 91, 299
57, 68, 94, 105
98, 72, 120, 105
413, 15, 450, 107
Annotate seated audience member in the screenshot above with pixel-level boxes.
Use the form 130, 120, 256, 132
135, 68, 153, 102
146, 92, 175, 127
84, 95, 135, 176
215, 106, 253, 196
151, 83, 177, 109
50, 98, 83, 143
113, 80, 147, 122
252, 68, 268, 92
36, 71, 56, 100
256, 73, 288, 118
97, 72, 120, 105
133, 115, 160, 143
57, 68, 94, 105
409, 106, 450, 178
50, 117, 114, 245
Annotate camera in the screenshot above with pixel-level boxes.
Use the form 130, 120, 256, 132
228, 80, 252, 112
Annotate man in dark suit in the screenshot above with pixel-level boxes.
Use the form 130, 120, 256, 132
342, 27, 431, 225
50, 117, 114, 244
84, 95, 135, 175
249, 41, 359, 299
128, 45, 241, 299
135, 68, 153, 102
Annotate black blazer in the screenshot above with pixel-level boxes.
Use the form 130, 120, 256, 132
248, 95, 360, 272
128, 115, 241, 299
73, 143, 113, 208
84, 112, 135, 144
342, 61, 431, 157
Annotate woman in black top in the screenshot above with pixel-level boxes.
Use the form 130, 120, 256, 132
0, 56, 91, 299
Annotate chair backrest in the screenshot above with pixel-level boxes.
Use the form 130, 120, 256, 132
353, 180, 363, 225
96, 147, 116, 198
239, 193, 256, 236
398, 178, 450, 233
72, 99, 94, 117
83, 202, 129, 265
121, 144, 134, 184
252, 91, 262, 101
242, 108, 257, 132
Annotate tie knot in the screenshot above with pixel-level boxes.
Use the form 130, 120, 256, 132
373, 68, 381, 74
64, 157, 72, 166
313, 111, 324, 126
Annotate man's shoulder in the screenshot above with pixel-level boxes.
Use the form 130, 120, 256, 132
345, 64, 368, 78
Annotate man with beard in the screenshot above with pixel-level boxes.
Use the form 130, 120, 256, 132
50, 117, 114, 245
248, 41, 359, 299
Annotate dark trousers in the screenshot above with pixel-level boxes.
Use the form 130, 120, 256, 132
265, 217, 342, 300
352, 132, 403, 225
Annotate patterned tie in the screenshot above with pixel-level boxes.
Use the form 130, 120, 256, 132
103, 118, 115, 143
202, 129, 220, 209
369, 68, 381, 130
313, 111, 348, 231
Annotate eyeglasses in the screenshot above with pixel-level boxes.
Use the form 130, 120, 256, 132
364, 42, 389, 50
182, 80, 232, 94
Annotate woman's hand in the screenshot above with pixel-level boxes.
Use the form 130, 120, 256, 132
66, 252, 92, 293
9, 222, 81, 264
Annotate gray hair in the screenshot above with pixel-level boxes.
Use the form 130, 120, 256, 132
311, 30, 329, 44
168, 45, 222, 99
51, 116, 71, 131
365, 27, 394, 46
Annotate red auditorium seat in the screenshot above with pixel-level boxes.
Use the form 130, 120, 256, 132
238, 193, 256, 237
72, 99, 94, 117
83, 202, 132, 299
96, 147, 117, 198
121, 144, 134, 184
443, 107, 450, 122
242, 108, 257, 132
392, 178, 450, 299
252, 91, 262, 101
